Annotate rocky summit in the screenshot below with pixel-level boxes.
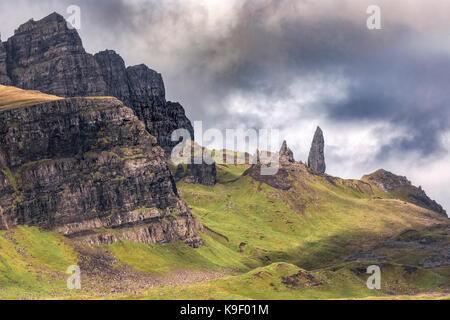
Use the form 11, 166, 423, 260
307, 126, 326, 174
0, 12, 215, 185
362, 169, 447, 216
279, 140, 295, 163
0, 86, 203, 247
0, 13, 189, 153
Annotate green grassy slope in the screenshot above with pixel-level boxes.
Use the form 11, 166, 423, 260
112, 163, 449, 299
136, 261, 447, 300
177, 163, 448, 270
0, 226, 78, 299
0, 153, 448, 299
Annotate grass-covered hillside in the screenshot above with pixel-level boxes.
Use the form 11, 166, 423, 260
0, 160, 448, 299
0, 85, 62, 111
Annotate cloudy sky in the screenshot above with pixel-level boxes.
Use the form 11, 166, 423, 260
1, 0, 449, 213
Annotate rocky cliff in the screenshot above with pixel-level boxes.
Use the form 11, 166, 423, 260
173, 159, 217, 187
279, 140, 295, 163
0, 38, 10, 85
363, 169, 447, 216
0, 13, 215, 185
93, 50, 195, 155
0, 88, 203, 246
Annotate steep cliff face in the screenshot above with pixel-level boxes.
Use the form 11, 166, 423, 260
173, 159, 217, 187
93, 50, 131, 103
1, 14, 190, 154
0, 39, 11, 85
5, 13, 107, 97
0, 13, 215, 185
93, 50, 195, 155
0, 89, 203, 246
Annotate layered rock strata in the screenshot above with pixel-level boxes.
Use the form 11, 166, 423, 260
0, 96, 203, 246
0, 13, 215, 185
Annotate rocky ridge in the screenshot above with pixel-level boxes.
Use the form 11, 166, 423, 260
247, 138, 447, 217
363, 169, 447, 216
0, 12, 215, 185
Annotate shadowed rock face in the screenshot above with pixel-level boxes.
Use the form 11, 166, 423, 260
173, 157, 217, 187
363, 169, 447, 217
0, 39, 10, 85
0, 12, 215, 185
0, 97, 203, 246
307, 127, 326, 174
0, 13, 192, 154
4, 13, 106, 97
279, 140, 295, 163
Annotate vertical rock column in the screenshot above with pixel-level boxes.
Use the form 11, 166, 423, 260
308, 126, 326, 174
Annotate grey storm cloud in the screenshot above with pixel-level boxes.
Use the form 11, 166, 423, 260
1, 0, 449, 209
1, 0, 449, 156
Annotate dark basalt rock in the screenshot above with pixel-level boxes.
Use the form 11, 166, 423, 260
173, 157, 217, 187
363, 169, 447, 216
0, 13, 213, 185
307, 126, 326, 174
344, 251, 385, 262
174, 164, 186, 181
0, 97, 203, 246
5, 13, 107, 97
0, 13, 191, 153
94, 50, 131, 103
186, 159, 217, 187
279, 140, 294, 163
363, 169, 411, 191
94, 50, 196, 156
0, 38, 11, 85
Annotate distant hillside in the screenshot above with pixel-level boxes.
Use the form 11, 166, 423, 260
362, 169, 447, 216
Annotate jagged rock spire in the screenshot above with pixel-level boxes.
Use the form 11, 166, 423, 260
308, 126, 326, 174
279, 140, 295, 163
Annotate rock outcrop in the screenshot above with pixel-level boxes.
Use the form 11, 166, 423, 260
0, 38, 10, 85
0, 14, 189, 152
0, 93, 203, 246
94, 50, 195, 155
279, 140, 295, 163
5, 13, 106, 97
307, 127, 326, 174
173, 157, 217, 187
0, 13, 215, 185
363, 169, 447, 216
